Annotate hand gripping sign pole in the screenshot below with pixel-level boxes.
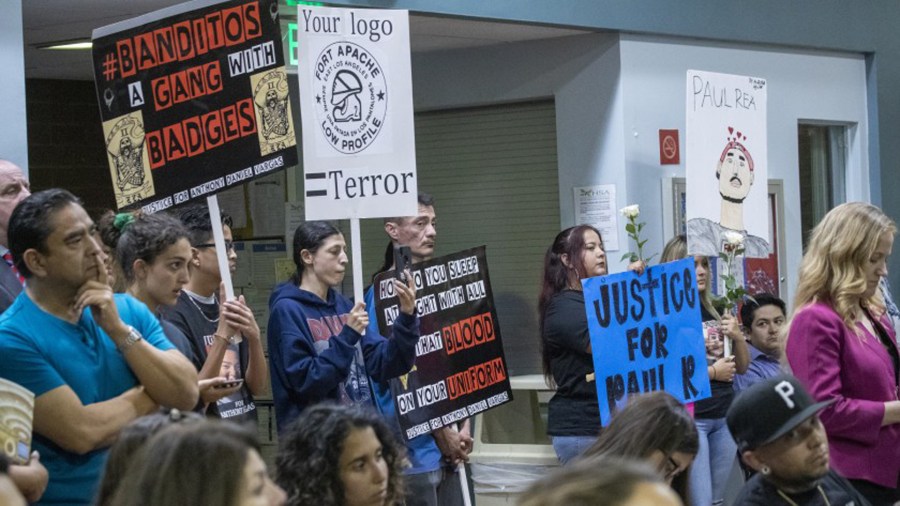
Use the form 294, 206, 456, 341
351, 218, 364, 306
207, 195, 241, 343
453, 425, 473, 506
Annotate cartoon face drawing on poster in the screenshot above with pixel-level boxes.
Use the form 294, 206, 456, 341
331, 70, 363, 122
251, 66, 297, 156
687, 128, 769, 258
312, 41, 388, 155
101, 112, 156, 209
716, 133, 755, 206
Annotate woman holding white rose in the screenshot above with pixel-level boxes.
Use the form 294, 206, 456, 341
539, 223, 645, 464
660, 234, 748, 506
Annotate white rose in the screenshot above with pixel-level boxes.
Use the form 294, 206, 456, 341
620, 204, 640, 219
722, 230, 744, 247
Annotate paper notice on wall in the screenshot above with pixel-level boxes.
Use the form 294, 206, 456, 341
250, 242, 288, 288
285, 201, 304, 245
249, 172, 285, 237
232, 241, 251, 287
574, 185, 619, 251
218, 185, 248, 229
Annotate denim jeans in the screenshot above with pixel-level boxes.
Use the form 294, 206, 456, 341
688, 417, 737, 506
551, 435, 596, 465
405, 464, 466, 506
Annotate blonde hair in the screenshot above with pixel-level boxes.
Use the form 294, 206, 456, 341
793, 202, 895, 328
661, 235, 720, 320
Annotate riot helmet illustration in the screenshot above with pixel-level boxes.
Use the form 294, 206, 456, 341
331, 70, 363, 122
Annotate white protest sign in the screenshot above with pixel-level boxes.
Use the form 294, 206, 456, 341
685, 70, 769, 258
297, 6, 418, 220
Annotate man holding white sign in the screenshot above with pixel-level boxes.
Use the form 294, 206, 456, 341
365, 192, 472, 506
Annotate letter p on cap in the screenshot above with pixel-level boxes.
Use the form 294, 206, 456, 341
775, 380, 795, 409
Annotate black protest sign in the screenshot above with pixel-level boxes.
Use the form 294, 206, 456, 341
91, 0, 297, 212
374, 246, 513, 440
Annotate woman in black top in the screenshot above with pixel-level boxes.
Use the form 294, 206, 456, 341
539, 224, 643, 464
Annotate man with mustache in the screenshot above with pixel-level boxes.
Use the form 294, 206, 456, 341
364, 191, 473, 506
0, 189, 198, 504
687, 138, 768, 257
727, 375, 871, 506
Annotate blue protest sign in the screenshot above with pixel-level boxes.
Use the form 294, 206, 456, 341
582, 257, 711, 425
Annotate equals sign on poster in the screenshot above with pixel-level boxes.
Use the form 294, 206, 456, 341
305, 172, 327, 197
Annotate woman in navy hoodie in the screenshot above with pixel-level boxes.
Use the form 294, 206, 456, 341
267, 221, 419, 432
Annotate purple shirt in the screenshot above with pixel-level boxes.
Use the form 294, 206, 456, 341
786, 302, 900, 488
733, 344, 783, 394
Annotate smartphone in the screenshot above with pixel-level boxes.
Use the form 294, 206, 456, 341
214, 379, 244, 389
394, 246, 412, 283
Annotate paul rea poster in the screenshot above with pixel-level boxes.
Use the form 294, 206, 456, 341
685, 70, 769, 258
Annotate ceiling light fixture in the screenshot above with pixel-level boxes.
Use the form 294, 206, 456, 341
36, 39, 93, 50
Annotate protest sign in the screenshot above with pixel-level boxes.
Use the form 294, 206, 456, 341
582, 258, 711, 425
374, 247, 512, 440
685, 70, 769, 258
91, 0, 297, 213
0, 378, 34, 465
295, 5, 418, 220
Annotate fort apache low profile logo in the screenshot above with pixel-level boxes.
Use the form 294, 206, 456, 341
313, 41, 387, 154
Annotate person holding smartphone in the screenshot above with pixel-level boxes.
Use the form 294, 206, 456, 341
267, 220, 420, 432
117, 212, 244, 409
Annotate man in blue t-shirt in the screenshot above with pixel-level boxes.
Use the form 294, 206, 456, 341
365, 191, 472, 506
0, 189, 198, 505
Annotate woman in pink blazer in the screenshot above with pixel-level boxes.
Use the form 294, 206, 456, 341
787, 202, 900, 506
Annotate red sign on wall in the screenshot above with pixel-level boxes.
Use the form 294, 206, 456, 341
659, 129, 680, 165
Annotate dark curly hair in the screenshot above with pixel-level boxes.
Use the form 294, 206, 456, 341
275, 403, 406, 506
117, 213, 190, 283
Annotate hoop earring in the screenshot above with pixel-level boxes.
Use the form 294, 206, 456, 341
760, 466, 770, 475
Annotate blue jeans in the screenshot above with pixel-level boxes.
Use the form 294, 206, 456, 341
551, 435, 596, 465
405, 464, 465, 506
688, 417, 737, 506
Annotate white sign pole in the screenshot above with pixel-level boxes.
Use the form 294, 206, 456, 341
456, 423, 472, 506
350, 218, 364, 304
207, 194, 241, 343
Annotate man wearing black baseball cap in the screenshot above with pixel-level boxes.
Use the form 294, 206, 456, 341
727, 375, 872, 506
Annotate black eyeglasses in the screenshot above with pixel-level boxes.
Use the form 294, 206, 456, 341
195, 240, 235, 251
662, 455, 683, 481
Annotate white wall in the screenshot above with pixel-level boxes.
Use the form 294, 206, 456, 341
619, 35, 868, 305
411, 33, 625, 229
409, 32, 869, 306
0, 1, 28, 173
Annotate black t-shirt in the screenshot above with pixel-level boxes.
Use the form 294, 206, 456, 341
162, 291, 258, 424
543, 290, 601, 437
734, 469, 872, 506
695, 305, 734, 419
159, 317, 196, 361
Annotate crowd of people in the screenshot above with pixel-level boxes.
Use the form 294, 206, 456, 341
538, 204, 900, 505
0, 154, 897, 506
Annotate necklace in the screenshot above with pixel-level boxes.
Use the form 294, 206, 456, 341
184, 292, 219, 324
776, 485, 831, 506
